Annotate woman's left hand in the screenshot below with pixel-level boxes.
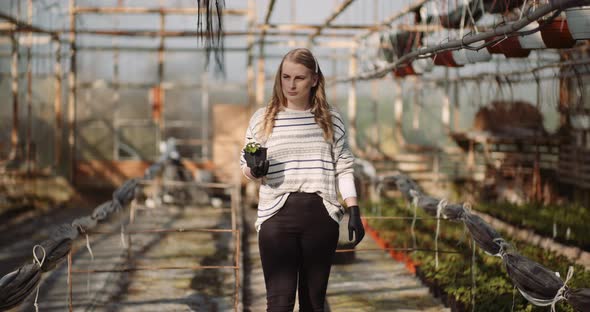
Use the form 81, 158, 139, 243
348, 205, 365, 246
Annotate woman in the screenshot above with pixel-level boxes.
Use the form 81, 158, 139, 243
240, 48, 364, 312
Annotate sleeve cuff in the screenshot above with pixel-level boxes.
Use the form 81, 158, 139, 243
338, 174, 357, 200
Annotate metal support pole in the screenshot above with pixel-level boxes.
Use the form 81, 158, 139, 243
157, 7, 165, 154
234, 230, 240, 311
68, 250, 73, 312
25, 0, 33, 173
113, 0, 123, 160
347, 47, 361, 155
393, 79, 405, 146
201, 72, 210, 160
54, 39, 63, 169
412, 78, 421, 129
256, 54, 265, 108
453, 78, 459, 131
246, 0, 256, 113
68, 0, 77, 183
442, 68, 451, 130
10, 33, 19, 161
371, 79, 380, 153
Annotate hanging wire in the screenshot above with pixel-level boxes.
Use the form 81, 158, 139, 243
32, 245, 46, 312
196, 0, 226, 74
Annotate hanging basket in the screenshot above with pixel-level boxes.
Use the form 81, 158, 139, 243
565, 6, 590, 40
432, 50, 463, 67
518, 21, 547, 49
452, 41, 492, 65
486, 36, 531, 58
393, 63, 417, 77
451, 49, 470, 65
412, 58, 434, 74
540, 17, 576, 48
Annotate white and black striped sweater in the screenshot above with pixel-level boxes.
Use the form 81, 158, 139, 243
240, 106, 357, 231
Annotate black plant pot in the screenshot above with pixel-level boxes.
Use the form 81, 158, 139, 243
244, 147, 267, 165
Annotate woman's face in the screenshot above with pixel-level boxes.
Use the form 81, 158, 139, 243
281, 60, 317, 109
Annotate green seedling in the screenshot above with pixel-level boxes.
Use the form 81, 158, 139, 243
244, 141, 262, 154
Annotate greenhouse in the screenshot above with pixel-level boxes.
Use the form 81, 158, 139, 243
1, 0, 590, 311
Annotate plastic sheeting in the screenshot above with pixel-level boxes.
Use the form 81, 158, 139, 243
0, 139, 193, 310
0, 177, 139, 311
440, 203, 467, 220
34, 225, 78, 272
412, 191, 443, 216
462, 212, 504, 256
72, 216, 98, 233
394, 174, 422, 202
503, 252, 564, 305
92, 200, 119, 221
0, 264, 42, 311
567, 288, 590, 311
113, 179, 138, 206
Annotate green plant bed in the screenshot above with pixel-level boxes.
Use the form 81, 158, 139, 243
364, 198, 590, 312
477, 201, 590, 251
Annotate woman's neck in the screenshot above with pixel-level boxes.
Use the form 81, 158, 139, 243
286, 100, 310, 111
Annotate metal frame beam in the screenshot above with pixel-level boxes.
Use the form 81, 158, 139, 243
73, 6, 248, 15
356, 0, 430, 41
308, 0, 356, 44
0, 11, 58, 39
258, 23, 440, 33
341, 0, 589, 82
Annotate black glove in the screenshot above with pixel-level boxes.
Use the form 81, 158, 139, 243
348, 205, 365, 246
244, 153, 269, 179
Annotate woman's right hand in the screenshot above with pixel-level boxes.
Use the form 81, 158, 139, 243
245, 157, 269, 179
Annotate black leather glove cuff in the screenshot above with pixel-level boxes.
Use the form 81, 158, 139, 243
349, 205, 360, 216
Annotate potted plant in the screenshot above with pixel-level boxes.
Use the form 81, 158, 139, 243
485, 35, 531, 58
452, 40, 492, 65
565, 5, 590, 40
432, 50, 463, 67
243, 140, 267, 166
518, 21, 547, 49
540, 17, 576, 48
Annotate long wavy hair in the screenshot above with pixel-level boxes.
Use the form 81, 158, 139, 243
259, 48, 334, 143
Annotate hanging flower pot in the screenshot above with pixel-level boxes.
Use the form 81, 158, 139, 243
486, 36, 531, 58
451, 49, 470, 65
393, 63, 416, 77
412, 58, 434, 74
565, 6, 590, 40
540, 17, 576, 48
452, 41, 492, 64
431, 50, 463, 67
518, 21, 547, 49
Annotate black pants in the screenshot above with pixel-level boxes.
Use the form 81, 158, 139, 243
258, 192, 339, 312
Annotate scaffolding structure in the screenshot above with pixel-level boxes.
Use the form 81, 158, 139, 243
0, 0, 589, 190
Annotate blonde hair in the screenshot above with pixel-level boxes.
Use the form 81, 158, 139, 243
260, 48, 334, 143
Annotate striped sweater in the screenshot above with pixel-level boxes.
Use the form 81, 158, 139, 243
240, 106, 357, 231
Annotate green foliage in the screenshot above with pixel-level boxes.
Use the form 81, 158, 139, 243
363, 199, 589, 312
243, 141, 261, 154
476, 201, 590, 250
